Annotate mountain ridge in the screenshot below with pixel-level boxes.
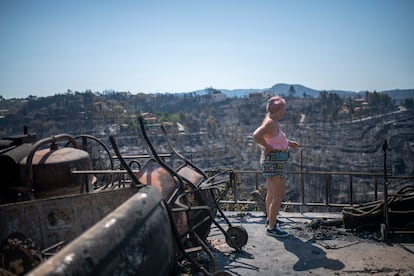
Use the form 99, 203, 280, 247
188, 83, 414, 102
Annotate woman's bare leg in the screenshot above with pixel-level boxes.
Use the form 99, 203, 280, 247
266, 175, 286, 229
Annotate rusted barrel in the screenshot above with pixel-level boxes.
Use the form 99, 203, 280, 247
19, 134, 94, 198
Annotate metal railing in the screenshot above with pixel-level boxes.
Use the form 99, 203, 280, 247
217, 169, 384, 212
217, 142, 413, 215
72, 141, 412, 215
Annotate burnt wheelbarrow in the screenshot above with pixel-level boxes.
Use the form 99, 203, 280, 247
137, 117, 248, 251
109, 135, 227, 275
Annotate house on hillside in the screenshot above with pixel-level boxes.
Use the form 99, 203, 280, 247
354, 97, 369, 111
94, 101, 111, 112
141, 112, 159, 125
212, 91, 227, 102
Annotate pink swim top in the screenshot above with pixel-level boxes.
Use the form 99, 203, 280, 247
264, 128, 288, 151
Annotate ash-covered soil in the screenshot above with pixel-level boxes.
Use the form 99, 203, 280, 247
205, 212, 414, 276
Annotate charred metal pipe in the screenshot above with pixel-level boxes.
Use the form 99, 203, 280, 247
27, 185, 175, 276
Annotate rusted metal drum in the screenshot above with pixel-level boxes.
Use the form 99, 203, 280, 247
19, 134, 94, 198
136, 159, 189, 236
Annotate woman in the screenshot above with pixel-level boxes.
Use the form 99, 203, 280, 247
253, 96, 300, 237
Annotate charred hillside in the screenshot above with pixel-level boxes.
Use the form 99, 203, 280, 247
1, 91, 413, 199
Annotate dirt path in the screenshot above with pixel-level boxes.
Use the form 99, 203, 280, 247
299, 113, 306, 124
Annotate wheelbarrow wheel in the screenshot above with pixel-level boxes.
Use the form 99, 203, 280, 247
225, 226, 248, 250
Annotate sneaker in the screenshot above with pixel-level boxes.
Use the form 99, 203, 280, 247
266, 224, 289, 237
265, 218, 283, 227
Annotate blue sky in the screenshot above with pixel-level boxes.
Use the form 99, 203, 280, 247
1, 0, 413, 99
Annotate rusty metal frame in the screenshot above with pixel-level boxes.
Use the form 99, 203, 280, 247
381, 140, 414, 239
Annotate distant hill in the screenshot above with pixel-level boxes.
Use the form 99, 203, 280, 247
382, 89, 414, 104
269, 83, 321, 98
189, 83, 414, 103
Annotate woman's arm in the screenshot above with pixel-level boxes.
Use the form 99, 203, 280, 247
288, 140, 301, 151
